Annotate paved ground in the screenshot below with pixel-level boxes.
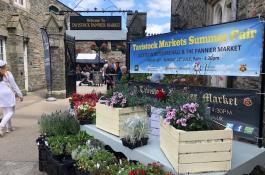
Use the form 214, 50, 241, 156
0, 84, 106, 175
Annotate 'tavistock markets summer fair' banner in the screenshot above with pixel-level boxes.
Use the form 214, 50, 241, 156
130, 17, 264, 76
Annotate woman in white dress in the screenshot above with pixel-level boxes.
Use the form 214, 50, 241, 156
0, 60, 23, 136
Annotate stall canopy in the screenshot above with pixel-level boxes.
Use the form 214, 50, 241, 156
76, 53, 106, 64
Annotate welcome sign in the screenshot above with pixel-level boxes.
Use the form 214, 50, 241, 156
130, 17, 264, 76
70, 16, 122, 30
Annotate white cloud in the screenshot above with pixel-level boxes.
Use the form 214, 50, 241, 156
147, 0, 171, 18
146, 22, 170, 34
113, 0, 135, 10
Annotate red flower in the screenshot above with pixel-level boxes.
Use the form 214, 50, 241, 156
129, 170, 137, 175
155, 88, 166, 101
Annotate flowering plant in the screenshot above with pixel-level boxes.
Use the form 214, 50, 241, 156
75, 102, 96, 122
70, 93, 99, 109
155, 88, 166, 101
105, 92, 127, 108
163, 103, 210, 131
119, 162, 174, 175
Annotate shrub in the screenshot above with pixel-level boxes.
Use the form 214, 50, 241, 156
38, 111, 80, 136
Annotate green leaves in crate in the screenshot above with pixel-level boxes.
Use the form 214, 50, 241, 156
47, 131, 91, 156
38, 111, 80, 136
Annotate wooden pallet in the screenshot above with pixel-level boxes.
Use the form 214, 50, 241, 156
96, 103, 146, 137
160, 119, 233, 174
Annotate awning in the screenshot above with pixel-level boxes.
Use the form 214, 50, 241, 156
76, 53, 106, 64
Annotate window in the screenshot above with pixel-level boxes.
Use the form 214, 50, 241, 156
0, 38, 6, 61
49, 5, 60, 14
14, 0, 26, 7
213, 4, 223, 24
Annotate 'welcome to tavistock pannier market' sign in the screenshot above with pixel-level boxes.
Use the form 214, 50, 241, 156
70, 16, 122, 30
130, 17, 264, 76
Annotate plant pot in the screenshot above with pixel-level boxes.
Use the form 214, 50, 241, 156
38, 144, 49, 172
121, 137, 149, 149
46, 155, 76, 175
79, 118, 93, 125
160, 119, 233, 174
75, 169, 91, 175
96, 103, 146, 137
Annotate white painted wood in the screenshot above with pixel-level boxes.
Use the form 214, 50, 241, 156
96, 103, 146, 137
160, 118, 233, 174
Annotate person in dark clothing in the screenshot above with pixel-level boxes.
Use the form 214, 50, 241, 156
115, 62, 122, 82
105, 63, 115, 90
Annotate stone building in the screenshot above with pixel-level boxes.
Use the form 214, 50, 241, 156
67, 30, 127, 65
0, 0, 74, 93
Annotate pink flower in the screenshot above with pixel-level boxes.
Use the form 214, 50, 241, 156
181, 104, 189, 113
188, 103, 199, 113
176, 118, 187, 127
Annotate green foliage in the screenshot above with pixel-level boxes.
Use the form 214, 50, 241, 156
118, 162, 174, 175
71, 137, 104, 160
47, 131, 92, 156
38, 111, 80, 136
76, 150, 117, 174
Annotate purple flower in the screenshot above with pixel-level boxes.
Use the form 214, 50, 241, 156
118, 93, 123, 98
188, 103, 198, 113
121, 98, 127, 104
176, 118, 187, 127
163, 118, 171, 125
181, 104, 189, 113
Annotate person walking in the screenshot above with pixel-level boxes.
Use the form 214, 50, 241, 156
0, 60, 23, 136
105, 63, 115, 90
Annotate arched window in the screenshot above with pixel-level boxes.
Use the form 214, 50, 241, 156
213, 4, 223, 24
49, 5, 60, 14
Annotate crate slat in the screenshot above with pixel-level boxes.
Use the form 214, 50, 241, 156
96, 103, 146, 137
179, 161, 231, 173
179, 152, 231, 163
160, 118, 233, 174
179, 140, 232, 153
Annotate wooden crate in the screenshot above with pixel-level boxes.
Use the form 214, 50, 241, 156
160, 119, 233, 174
96, 103, 146, 137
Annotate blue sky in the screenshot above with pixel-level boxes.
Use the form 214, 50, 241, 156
58, 0, 171, 34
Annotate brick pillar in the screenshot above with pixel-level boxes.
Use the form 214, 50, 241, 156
6, 14, 26, 93
43, 13, 66, 98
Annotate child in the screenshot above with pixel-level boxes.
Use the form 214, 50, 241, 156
0, 60, 23, 136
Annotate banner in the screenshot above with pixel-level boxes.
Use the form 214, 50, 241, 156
129, 82, 261, 142
130, 17, 264, 76
40, 28, 52, 91
70, 16, 122, 30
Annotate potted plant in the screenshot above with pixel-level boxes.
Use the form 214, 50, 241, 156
96, 89, 147, 137
75, 150, 118, 175
117, 162, 174, 175
160, 102, 233, 174
76, 102, 96, 125
121, 116, 149, 149
38, 111, 80, 136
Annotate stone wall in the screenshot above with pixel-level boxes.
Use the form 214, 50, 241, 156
0, 0, 73, 91
171, 0, 206, 30
233, 0, 265, 90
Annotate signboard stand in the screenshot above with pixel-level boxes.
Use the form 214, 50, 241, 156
129, 17, 265, 147
40, 28, 57, 102
258, 18, 265, 148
